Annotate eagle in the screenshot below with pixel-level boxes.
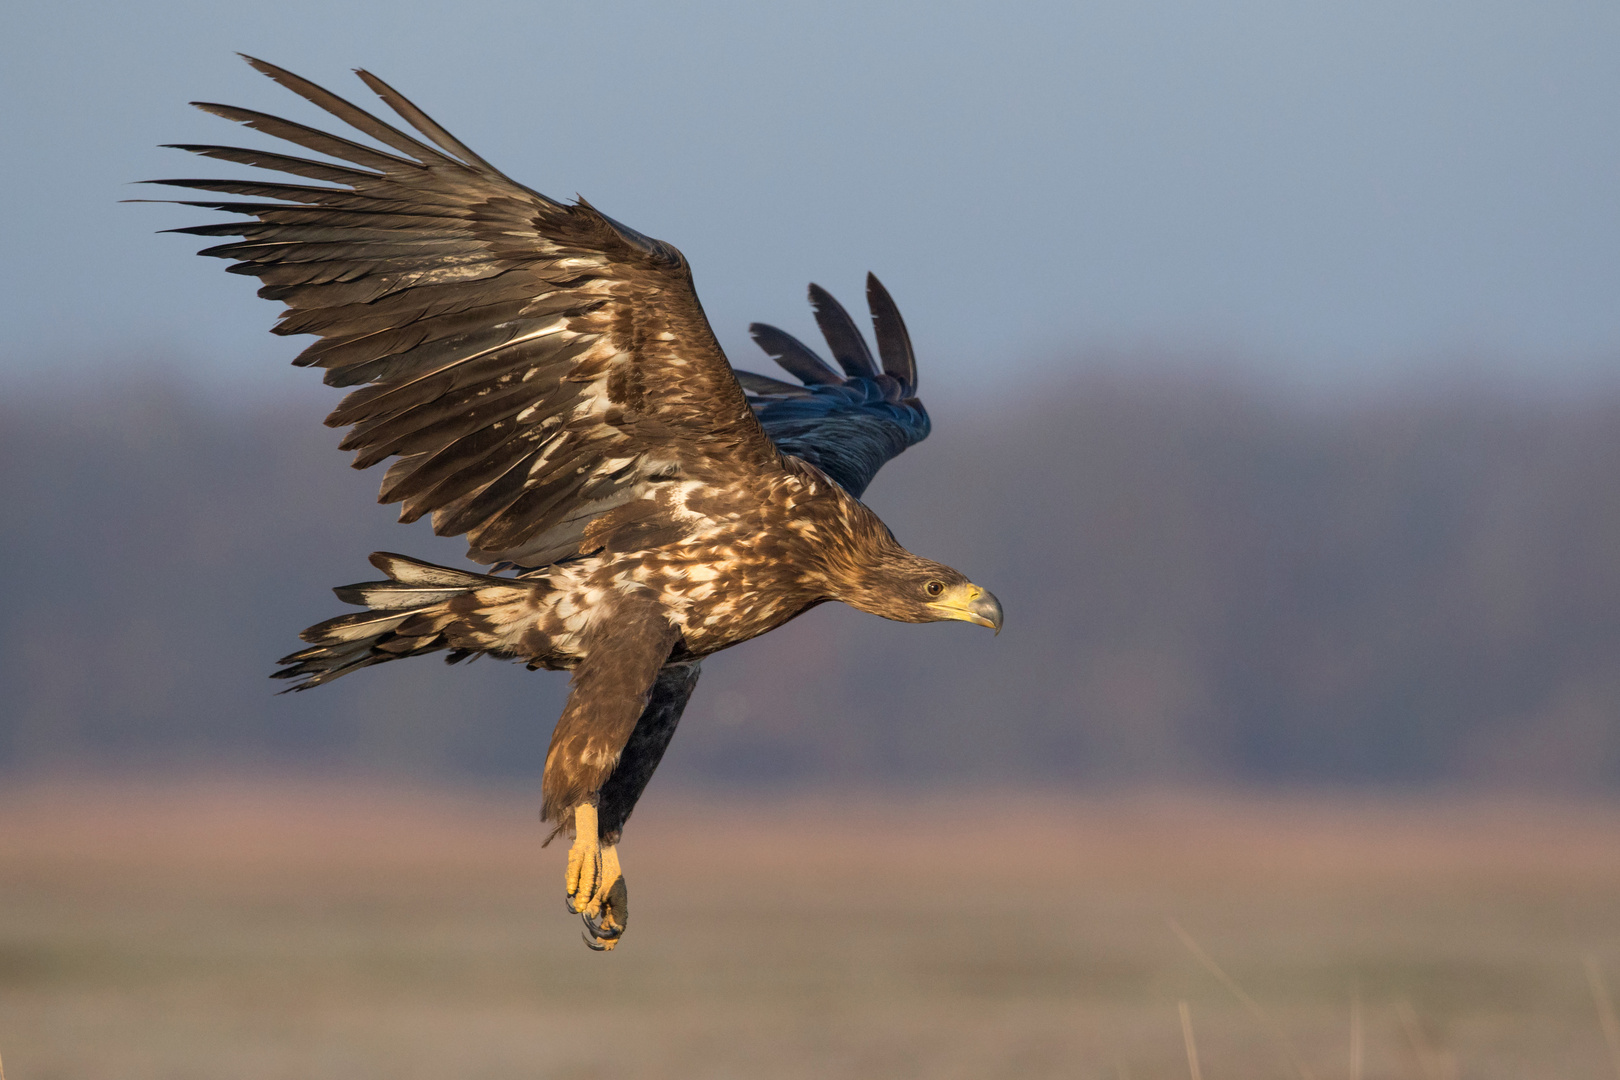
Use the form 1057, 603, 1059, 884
147, 57, 1002, 950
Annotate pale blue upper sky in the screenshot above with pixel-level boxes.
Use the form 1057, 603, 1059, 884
3, 0, 1617, 395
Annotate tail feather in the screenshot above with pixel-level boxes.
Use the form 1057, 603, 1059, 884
299, 608, 415, 644
331, 584, 477, 611
366, 551, 491, 587
273, 552, 540, 690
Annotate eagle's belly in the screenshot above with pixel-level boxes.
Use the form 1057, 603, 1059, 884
667, 576, 819, 657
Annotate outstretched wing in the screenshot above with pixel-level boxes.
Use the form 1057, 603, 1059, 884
737, 274, 930, 498
145, 57, 778, 567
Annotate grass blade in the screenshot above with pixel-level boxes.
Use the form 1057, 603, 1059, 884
1180, 1001, 1204, 1080
1350, 991, 1363, 1080
1586, 957, 1620, 1080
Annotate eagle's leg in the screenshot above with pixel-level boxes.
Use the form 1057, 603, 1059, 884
541, 593, 680, 951
597, 661, 701, 837
569, 659, 700, 950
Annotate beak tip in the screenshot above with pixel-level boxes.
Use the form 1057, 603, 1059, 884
970, 588, 1003, 636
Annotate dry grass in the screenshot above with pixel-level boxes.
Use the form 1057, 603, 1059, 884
2, 777, 1620, 1078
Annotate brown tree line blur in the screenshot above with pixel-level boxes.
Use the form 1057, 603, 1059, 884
2, 366, 1618, 788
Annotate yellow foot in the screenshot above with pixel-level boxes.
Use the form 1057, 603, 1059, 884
563, 803, 629, 950
581, 844, 628, 951
564, 802, 603, 915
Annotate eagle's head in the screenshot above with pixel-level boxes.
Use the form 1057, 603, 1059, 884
823, 516, 1003, 633
865, 556, 1004, 633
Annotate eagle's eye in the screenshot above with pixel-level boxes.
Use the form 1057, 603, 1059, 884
924, 580, 944, 597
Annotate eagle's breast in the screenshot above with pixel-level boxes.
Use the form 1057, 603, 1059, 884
629, 466, 841, 656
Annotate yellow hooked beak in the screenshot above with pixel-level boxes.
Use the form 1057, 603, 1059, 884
926, 583, 1004, 634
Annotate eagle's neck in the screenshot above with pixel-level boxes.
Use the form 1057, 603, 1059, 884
795, 492, 908, 604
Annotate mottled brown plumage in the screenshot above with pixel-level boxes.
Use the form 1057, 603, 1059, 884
150, 57, 1001, 949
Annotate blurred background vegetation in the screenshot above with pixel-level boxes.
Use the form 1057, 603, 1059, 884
4, 0, 1618, 796
5, 366, 1619, 793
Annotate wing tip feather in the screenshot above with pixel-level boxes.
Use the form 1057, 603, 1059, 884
864, 272, 918, 390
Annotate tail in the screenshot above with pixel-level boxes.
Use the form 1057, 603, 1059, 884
273, 552, 543, 690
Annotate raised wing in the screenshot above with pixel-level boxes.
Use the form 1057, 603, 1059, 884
145, 57, 778, 567
737, 274, 930, 498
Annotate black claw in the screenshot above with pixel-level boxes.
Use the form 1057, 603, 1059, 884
580, 874, 628, 941
582, 929, 609, 952
581, 906, 624, 940
582, 912, 623, 940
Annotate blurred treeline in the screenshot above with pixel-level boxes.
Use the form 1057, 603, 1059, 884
3, 365, 1619, 789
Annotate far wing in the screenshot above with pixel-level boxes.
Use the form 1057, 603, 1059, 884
737, 274, 930, 498
145, 57, 778, 567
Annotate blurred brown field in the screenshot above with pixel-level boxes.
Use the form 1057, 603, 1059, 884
3, 778, 1620, 1079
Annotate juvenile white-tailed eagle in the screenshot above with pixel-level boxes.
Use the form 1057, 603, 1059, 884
149, 57, 1002, 949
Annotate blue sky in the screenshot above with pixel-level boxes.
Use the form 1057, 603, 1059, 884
3, 0, 1617, 395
